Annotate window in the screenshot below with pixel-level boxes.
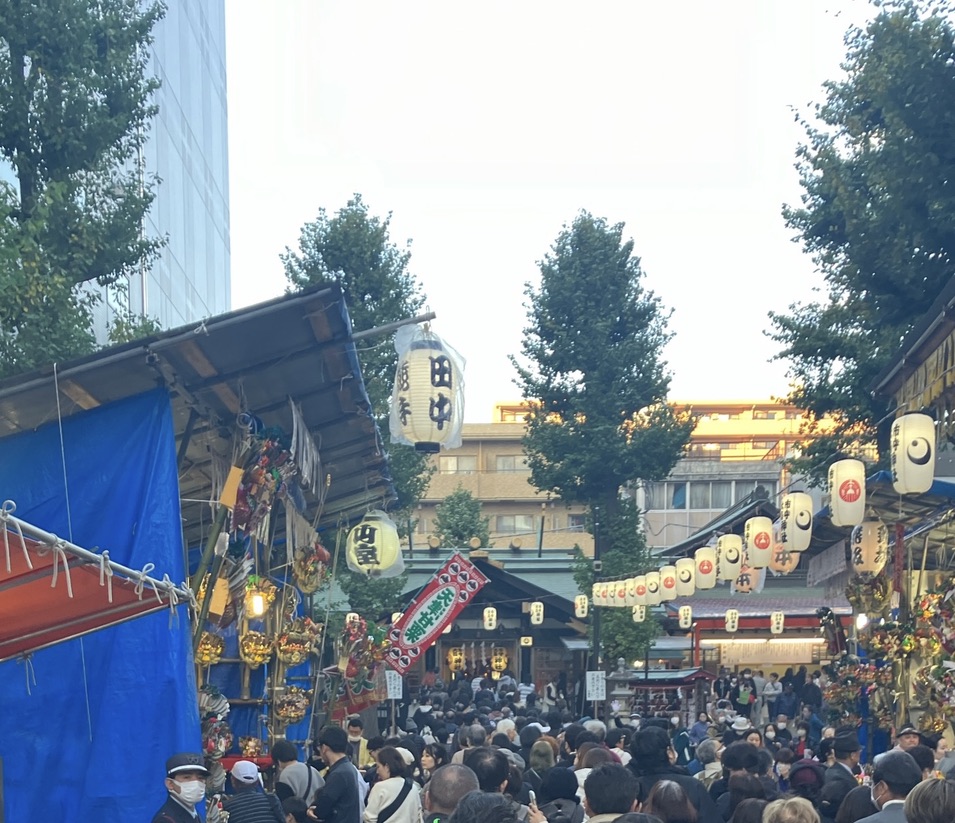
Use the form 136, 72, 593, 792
669, 482, 686, 510
711, 481, 732, 508
752, 440, 778, 450
646, 482, 687, 510
753, 410, 778, 420
567, 513, 587, 532
496, 515, 536, 534
646, 483, 666, 510
438, 455, 477, 474
495, 455, 525, 472
690, 482, 710, 509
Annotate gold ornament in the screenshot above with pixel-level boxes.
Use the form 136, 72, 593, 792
196, 631, 225, 666
239, 630, 274, 668
240, 737, 265, 758
275, 686, 311, 724
276, 617, 323, 665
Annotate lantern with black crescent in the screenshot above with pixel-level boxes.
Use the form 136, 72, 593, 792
780, 492, 813, 552
891, 413, 935, 494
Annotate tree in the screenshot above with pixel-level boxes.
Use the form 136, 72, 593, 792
283, 195, 434, 610
0, 0, 165, 376
433, 486, 491, 548
512, 211, 695, 663
770, 0, 955, 484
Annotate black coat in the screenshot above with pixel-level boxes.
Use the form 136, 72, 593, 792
630, 765, 721, 823
819, 763, 859, 823
151, 795, 201, 823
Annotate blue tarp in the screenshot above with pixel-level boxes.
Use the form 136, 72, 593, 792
0, 389, 198, 822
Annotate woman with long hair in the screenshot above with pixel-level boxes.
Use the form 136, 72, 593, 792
363, 746, 421, 823
644, 780, 698, 823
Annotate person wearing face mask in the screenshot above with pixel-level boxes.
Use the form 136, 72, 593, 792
152, 752, 210, 823
855, 750, 922, 823
671, 716, 692, 767
774, 716, 793, 747
762, 725, 780, 754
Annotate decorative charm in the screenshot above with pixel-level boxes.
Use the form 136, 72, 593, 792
390, 324, 466, 453
850, 520, 888, 575
231, 433, 296, 535
780, 492, 813, 552
678, 605, 693, 630
574, 594, 589, 618
292, 541, 331, 593
744, 516, 774, 568
659, 565, 677, 601
202, 716, 234, 760
346, 510, 404, 578
717, 534, 743, 581
695, 547, 717, 589
240, 737, 264, 758
239, 630, 273, 668
196, 631, 225, 666
276, 617, 323, 665
828, 459, 866, 527
275, 686, 311, 724
725, 609, 739, 633
529, 601, 544, 625
891, 413, 935, 494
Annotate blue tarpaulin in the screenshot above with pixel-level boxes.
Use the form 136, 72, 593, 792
0, 389, 199, 822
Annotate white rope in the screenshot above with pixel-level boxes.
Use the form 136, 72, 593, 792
99, 550, 114, 603
134, 562, 163, 603
48, 539, 74, 598
162, 574, 180, 627
17, 654, 36, 695
1, 499, 31, 573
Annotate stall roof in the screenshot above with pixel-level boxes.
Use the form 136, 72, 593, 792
0, 284, 397, 547
626, 667, 716, 686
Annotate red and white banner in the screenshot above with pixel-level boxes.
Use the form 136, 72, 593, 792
385, 552, 489, 675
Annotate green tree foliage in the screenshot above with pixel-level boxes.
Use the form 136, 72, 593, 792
336, 571, 406, 623
0, 0, 165, 376
513, 211, 695, 664
433, 485, 491, 548
770, 0, 955, 483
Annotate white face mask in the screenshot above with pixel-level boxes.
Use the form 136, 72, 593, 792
778, 723, 787, 730
766, 731, 776, 740
671, 717, 680, 726
176, 781, 206, 806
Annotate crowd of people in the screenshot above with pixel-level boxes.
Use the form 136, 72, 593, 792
150, 666, 955, 823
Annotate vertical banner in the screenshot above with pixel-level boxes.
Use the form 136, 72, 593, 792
386, 552, 489, 675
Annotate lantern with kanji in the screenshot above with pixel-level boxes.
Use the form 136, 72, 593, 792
734, 565, 756, 594
483, 607, 497, 631
346, 510, 404, 578
574, 595, 589, 619
678, 605, 693, 630
828, 459, 866, 527
891, 413, 935, 494
491, 647, 508, 672
744, 516, 774, 568
769, 541, 800, 575
659, 565, 677, 601
447, 647, 465, 672
634, 575, 648, 605
780, 492, 813, 552
390, 324, 465, 453
530, 601, 544, 625
850, 519, 888, 575
675, 557, 695, 596
725, 609, 739, 633
770, 611, 785, 635
717, 535, 743, 582
695, 547, 717, 590
645, 571, 662, 606
632, 605, 646, 623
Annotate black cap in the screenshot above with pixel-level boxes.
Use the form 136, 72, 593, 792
833, 730, 862, 754
165, 752, 209, 777
897, 726, 920, 738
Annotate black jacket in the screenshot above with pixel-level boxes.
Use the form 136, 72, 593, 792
629, 765, 721, 823
819, 763, 859, 823
150, 795, 201, 823
312, 757, 363, 823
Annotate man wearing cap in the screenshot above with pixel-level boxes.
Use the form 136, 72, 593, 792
819, 730, 863, 823
220, 760, 285, 823
152, 752, 210, 823
874, 727, 922, 764
855, 750, 922, 823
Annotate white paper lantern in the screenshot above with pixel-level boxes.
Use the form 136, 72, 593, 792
633, 575, 647, 606
850, 520, 888, 575
614, 579, 628, 607
675, 557, 696, 596
717, 534, 743, 581
346, 510, 405, 577
390, 325, 465, 453
632, 605, 646, 623
644, 571, 661, 606
769, 539, 801, 576
574, 594, 589, 618
891, 413, 936, 494
659, 565, 678, 601
744, 516, 774, 568
608, 580, 620, 608
625, 577, 638, 607
770, 611, 785, 634
780, 492, 813, 552
530, 601, 544, 625
678, 605, 693, 630
828, 459, 866, 527
695, 547, 717, 590
591, 583, 600, 608
483, 606, 497, 631
725, 608, 740, 633
598, 582, 611, 607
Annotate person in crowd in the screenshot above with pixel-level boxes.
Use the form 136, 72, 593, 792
730, 675, 757, 722
694, 740, 722, 791
791, 722, 812, 758
729, 798, 766, 823
151, 752, 210, 823
452, 724, 488, 764
273, 739, 325, 807
220, 760, 286, 823
717, 775, 765, 823
934, 737, 953, 774
775, 715, 794, 747
463, 745, 531, 820
583, 763, 641, 823
905, 744, 936, 781
690, 713, 712, 748
671, 717, 693, 767
708, 742, 759, 802
423, 764, 479, 823
609, 728, 634, 767
421, 743, 449, 786
575, 747, 617, 802
519, 724, 544, 767
525, 739, 555, 792
874, 728, 921, 765
764, 796, 820, 823
538, 766, 585, 823
793, 666, 809, 696
724, 717, 754, 746
763, 724, 781, 754
744, 730, 764, 751
787, 760, 827, 809
310, 725, 366, 823
645, 780, 698, 823
773, 748, 795, 794
819, 730, 862, 823
714, 669, 733, 702
751, 671, 768, 727
763, 674, 782, 722
447, 790, 522, 823
816, 739, 836, 770
799, 706, 825, 750
903, 775, 955, 823
801, 673, 823, 713
283, 797, 310, 823
775, 685, 800, 723
855, 750, 922, 823
833, 786, 877, 823
754, 749, 779, 801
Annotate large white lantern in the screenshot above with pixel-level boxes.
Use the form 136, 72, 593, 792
717, 534, 743, 582
769, 540, 801, 576
744, 516, 774, 568
645, 571, 662, 606
346, 510, 404, 578
725, 609, 740, 633
530, 601, 545, 625
891, 413, 936, 494
574, 594, 589, 618
633, 575, 648, 606
390, 325, 465, 453
613, 579, 628, 607
591, 583, 600, 608
659, 565, 678, 601
632, 605, 646, 623
598, 582, 611, 607
483, 606, 497, 631
780, 492, 813, 552
625, 577, 638, 607
850, 520, 888, 575
828, 459, 866, 527
678, 605, 693, 630
770, 611, 785, 635
675, 557, 696, 596
695, 547, 717, 590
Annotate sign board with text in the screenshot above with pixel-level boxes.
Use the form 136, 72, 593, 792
586, 670, 606, 702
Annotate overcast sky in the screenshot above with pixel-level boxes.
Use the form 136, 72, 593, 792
225, 1, 872, 421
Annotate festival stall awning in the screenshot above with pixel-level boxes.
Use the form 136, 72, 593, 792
626, 667, 716, 687
0, 507, 192, 663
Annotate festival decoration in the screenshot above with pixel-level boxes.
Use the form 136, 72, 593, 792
196, 631, 225, 666
387, 553, 489, 675
574, 594, 589, 618
292, 541, 331, 593
821, 660, 895, 727
725, 609, 739, 633
275, 686, 311, 724
625, 577, 637, 607
231, 433, 297, 535
276, 617, 323, 665
891, 413, 935, 494
239, 630, 274, 668
717, 534, 742, 581
850, 520, 888, 575
678, 605, 692, 629
675, 558, 695, 596
734, 565, 756, 594
780, 492, 813, 551
632, 605, 646, 623
390, 324, 466, 453
447, 647, 465, 672
770, 611, 784, 634
483, 607, 498, 630
695, 547, 717, 589
202, 717, 233, 760
491, 647, 508, 673
659, 565, 677, 601
744, 516, 774, 568
240, 737, 264, 758
346, 510, 404, 578
529, 601, 544, 625
634, 575, 648, 605
645, 571, 662, 606
244, 576, 278, 618
828, 459, 866, 527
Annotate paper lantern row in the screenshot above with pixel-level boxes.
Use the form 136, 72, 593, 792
480, 601, 548, 629
631, 605, 785, 635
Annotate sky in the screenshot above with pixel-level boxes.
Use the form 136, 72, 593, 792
225, 1, 873, 422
